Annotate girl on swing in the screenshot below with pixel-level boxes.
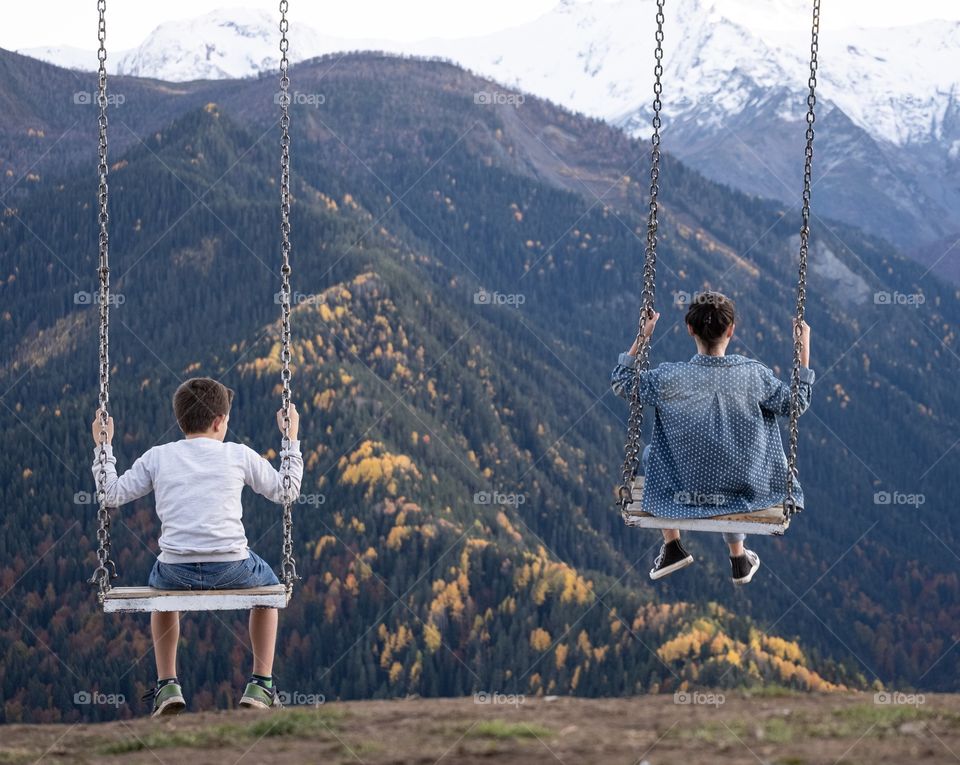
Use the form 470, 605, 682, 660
612, 292, 814, 585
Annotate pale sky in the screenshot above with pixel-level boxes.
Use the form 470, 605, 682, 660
3, 0, 959, 51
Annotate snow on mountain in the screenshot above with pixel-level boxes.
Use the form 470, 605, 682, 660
112, 7, 368, 82
409, 0, 960, 150
414, 0, 798, 131
16, 45, 120, 73
401, 0, 960, 252
14, 0, 960, 252
709, 0, 814, 32
25, 0, 958, 150
807, 21, 960, 146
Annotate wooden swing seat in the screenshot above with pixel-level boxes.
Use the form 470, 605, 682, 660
102, 584, 290, 613
622, 477, 791, 536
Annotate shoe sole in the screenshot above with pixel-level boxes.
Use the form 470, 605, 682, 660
152, 697, 186, 717
239, 697, 274, 709
650, 554, 694, 580
733, 556, 761, 585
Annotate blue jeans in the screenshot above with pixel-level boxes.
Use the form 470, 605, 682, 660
642, 445, 746, 544
148, 551, 280, 590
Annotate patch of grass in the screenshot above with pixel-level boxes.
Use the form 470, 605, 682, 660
670, 723, 733, 746
760, 717, 796, 744
97, 708, 343, 755
670, 718, 795, 746
670, 701, 960, 747
806, 702, 960, 737
741, 684, 803, 699
0, 749, 34, 765
467, 720, 552, 740
100, 730, 205, 755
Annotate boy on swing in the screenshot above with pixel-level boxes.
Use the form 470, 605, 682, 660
90, 377, 302, 715
612, 292, 814, 584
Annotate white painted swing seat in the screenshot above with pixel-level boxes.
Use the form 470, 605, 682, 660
102, 584, 290, 613
622, 477, 791, 536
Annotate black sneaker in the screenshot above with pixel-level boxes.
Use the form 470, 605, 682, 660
649, 540, 695, 580
731, 549, 761, 585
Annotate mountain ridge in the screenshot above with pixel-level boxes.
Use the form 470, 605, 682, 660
17, 1, 960, 264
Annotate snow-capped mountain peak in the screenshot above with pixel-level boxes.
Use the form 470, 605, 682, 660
15, 0, 960, 252
19, 0, 959, 150
114, 7, 351, 82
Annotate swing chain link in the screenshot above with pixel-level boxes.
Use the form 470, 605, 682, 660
86, 1, 299, 599
90, 0, 117, 602
277, 0, 298, 592
618, 0, 665, 512
784, 0, 820, 518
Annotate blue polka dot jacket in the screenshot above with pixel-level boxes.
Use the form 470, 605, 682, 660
612, 351, 816, 518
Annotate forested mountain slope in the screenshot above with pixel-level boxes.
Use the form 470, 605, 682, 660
0, 50, 958, 721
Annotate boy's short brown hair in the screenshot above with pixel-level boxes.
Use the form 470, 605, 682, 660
173, 377, 234, 435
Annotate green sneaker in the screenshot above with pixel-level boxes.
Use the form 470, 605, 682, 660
142, 682, 186, 717
239, 680, 281, 709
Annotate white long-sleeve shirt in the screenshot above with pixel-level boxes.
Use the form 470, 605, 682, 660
91, 437, 304, 563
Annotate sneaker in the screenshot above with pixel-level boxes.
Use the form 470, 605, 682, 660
142, 681, 186, 717
239, 679, 282, 709
649, 539, 695, 580
731, 549, 761, 585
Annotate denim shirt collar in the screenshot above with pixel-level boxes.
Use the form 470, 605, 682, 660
689, 353, 749, 367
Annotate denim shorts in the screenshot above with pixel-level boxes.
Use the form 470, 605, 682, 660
148, 551, 280, 590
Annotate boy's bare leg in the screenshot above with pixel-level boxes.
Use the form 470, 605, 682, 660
151, 611, 180, 679
661, 528, 680, 543
249, 608, 278, 677
728, 540, 744, 556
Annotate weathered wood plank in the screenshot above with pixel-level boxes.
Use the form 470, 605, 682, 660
103, 585, 289, 613
623, 477, 792, 535
622, 512, 790, 536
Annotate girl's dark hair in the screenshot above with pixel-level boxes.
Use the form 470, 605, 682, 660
173, 377, 234, 434
685, 292, 736, 348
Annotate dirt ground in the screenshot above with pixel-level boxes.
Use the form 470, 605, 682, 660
2, 692, 959, 764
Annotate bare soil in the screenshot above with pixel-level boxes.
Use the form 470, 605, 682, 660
2, 692, 958, 764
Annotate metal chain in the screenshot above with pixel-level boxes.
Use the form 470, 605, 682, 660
784, 0, 820, 518
89, 0, 117, 602
277, 0, 298, 592
618, 0, 665, 512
